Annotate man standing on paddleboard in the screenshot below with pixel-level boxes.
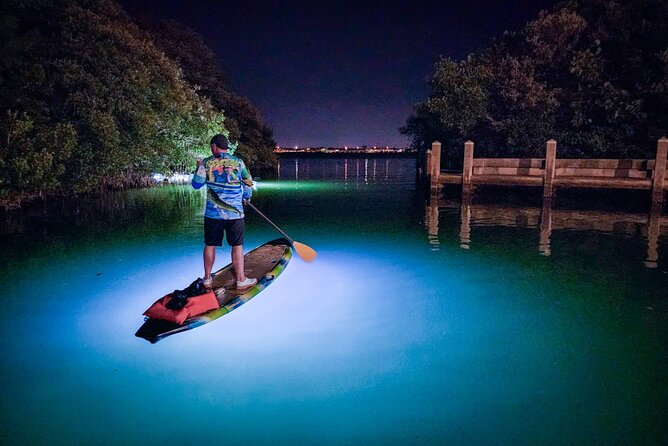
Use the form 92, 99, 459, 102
192, 134, 257, 290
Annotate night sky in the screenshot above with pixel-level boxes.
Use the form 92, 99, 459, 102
121, 0, 559, 148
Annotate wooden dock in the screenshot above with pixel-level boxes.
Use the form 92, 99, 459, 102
426, 138, 668, 204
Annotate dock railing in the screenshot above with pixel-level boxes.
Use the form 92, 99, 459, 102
427, 137, 668, 204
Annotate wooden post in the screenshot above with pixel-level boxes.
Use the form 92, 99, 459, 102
462, 141, 474, 196
425, 149, 431, 181
651, 137, 667, 204
430, 141, 441, 189
543, 139, 557, 199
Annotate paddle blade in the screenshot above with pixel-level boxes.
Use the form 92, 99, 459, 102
293, 241, 317, 262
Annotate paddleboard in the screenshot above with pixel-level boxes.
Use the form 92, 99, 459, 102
135, 238, 292, 343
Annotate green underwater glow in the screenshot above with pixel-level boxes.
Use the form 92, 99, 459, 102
253, 180, 347, 191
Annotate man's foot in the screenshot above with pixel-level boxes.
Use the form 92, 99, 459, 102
236, 277, 257, 290
203, 277, 213, 289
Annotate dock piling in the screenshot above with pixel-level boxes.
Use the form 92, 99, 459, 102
425, 149, 431, 180
430, 141, 441, 190
463, 141, 474, 197
543, 139, 557, 199
652, 137, 667, 204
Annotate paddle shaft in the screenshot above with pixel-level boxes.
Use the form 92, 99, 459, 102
245, 201, 295, 245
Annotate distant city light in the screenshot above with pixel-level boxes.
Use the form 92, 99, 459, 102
272, 145, 413, 154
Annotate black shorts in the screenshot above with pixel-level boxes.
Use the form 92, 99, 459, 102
204, 217, 245, 247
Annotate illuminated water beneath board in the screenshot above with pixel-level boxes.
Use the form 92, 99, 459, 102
0, 157, 666, 445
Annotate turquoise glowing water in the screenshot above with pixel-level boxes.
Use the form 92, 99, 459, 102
1, 157, 666, 445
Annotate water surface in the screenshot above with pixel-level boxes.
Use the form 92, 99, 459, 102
0, 156, 666, 445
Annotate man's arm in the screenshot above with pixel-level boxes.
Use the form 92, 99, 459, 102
192, 159, 206, 190
240, 160, 253, 186
240, 160, 253, 199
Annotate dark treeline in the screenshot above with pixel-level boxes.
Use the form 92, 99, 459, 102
402, 0, 668, 167
0, 0, 275, 205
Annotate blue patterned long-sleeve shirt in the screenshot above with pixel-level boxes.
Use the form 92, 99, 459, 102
192, 153, 253, 220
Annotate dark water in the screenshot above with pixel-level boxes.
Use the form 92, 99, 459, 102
0, 156, 666, 445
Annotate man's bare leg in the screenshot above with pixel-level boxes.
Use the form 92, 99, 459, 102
204, 245, 216, 282
231, 245, 246, 283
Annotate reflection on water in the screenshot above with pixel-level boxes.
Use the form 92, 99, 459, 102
425, 195, 666, 268
278, 156, 403, 185
539, 200, 552, 256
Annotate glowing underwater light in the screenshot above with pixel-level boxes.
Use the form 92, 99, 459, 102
251, 180, 346, 191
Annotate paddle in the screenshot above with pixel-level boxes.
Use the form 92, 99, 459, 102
245, 201, 317, 262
